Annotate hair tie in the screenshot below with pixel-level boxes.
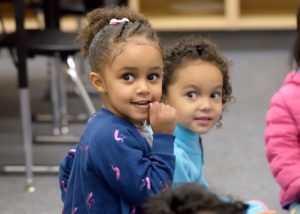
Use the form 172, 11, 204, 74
109, 18, 130, 25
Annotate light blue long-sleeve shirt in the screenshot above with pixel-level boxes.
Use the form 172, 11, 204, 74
172, 124, 208, 188
172, 124, 268, 214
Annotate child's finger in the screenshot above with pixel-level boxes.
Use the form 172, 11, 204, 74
166, 105, 176, 117
150, 102, 159, 119
159, 103, 166, 114
149, 102, 154, 118
163, 105, 172, 116
158, 102, 163, 114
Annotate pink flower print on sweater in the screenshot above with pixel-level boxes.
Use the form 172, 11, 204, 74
86, 192, 95, 208
67, 148, 76, 158
141, 177, 151, 190
71, 207, 78, 214
114, 130, 126, 143
111, 165, 120, 181
130, 206, 136, 214
61, 180, 67, 192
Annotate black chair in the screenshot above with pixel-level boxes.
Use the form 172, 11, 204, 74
61, 0, 85, 15
0, 0, 96, 191
2, 0, 127, 191
83, 0, 128, 11
11, 0, 96, 141
0, 0, 35, 191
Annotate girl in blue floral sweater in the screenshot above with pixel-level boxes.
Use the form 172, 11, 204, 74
59, 7, 177, 214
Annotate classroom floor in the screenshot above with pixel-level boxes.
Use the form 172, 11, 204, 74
0, 30, 294, 213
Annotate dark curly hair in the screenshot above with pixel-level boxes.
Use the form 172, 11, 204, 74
77, 7, 159, 72
142, 183, 248, 214
163, 35, 233, 110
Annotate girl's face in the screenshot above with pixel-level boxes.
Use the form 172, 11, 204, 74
165, 60, 223, 134
91, 36, 163, 125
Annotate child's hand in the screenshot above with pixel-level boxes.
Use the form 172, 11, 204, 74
256, 211, 278, 214
149, 102, 177, 135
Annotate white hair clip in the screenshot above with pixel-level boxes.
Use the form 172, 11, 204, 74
109, 18, 130, 25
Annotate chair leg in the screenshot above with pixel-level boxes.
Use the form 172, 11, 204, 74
50, 57, 61, 135
33, 56, 95, 144
56, 54, 69, 134
66, 56, 96, 115
20, 89, 35, 192
50, 54, 69, 135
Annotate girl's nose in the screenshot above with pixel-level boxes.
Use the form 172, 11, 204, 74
136, 80, 150, 95
198, 97, 212, 111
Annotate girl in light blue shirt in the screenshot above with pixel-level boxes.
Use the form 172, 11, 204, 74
162, 35, 276, 214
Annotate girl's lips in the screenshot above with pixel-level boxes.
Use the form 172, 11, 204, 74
132, 101, 151, 109
134, 103, 150, 109
194, 117, 212, 126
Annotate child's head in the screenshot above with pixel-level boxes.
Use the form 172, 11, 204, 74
162, 35, 232, 134
142, 183, 248, 214
78, 7, 163, 124
293, 6, 300, 68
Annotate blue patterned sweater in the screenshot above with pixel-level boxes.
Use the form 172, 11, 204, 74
61, 108, 175, 214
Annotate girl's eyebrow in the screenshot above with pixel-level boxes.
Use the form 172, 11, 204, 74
183, 84, 198, 89
183, 84, 223, 90
149, 66, 164, 71
119, 66, 138, 71
119, 66, 163, 71
212, 85, 223, 90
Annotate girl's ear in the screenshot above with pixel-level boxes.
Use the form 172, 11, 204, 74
89, 72, 107, 93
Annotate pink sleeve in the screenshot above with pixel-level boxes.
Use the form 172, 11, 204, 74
265, 91, 300, 202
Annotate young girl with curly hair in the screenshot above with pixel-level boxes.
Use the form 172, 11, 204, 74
59, 7, 177, 214
162, 35, 231, 189
163, 35, 276, 214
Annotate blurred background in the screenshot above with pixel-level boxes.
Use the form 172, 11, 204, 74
0, 0, 298, 213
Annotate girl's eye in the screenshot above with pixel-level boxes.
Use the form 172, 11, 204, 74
148, 73, 160, 81
186, 91, 197, 99
123, 73, 134, 82
211, 92, 222, 100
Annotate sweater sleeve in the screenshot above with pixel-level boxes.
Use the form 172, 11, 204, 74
88, 125, 175, 205
59, 145, 77, 202
265, 91, 300, 202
